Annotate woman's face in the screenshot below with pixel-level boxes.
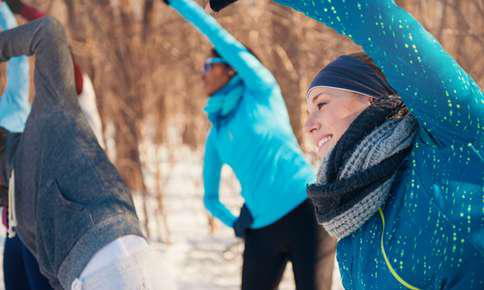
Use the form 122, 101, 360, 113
202, 56, 234, 96
304, 87, 372, 158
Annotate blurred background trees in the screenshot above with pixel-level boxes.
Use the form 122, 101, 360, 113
1, 0, 482, 240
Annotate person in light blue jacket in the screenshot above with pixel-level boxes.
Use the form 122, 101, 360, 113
165, 0, 336, 289
213, 0, 483, 289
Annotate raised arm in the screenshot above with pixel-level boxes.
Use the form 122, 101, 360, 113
0, 16, 78, 108
203, 132, 237, 227
6, 0, 85, 96
168, 0, 276, 93
0, 2, 29, 133
274, 0, 482, 145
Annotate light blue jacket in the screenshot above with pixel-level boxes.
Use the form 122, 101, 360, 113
170, 0, 315, 228
274, 0, 483, 289
0, 2, 29, 133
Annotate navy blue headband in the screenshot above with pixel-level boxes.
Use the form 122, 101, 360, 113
308, 55, 396, 98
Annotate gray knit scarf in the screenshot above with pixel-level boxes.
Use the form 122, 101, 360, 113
308, 105, 418, 241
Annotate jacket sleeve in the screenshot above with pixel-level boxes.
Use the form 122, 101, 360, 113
203, 131, 237, 227
0, 17, 78, 110
273, 0, 483, 146
169, 0, 277, 94
0, 2, 30, 133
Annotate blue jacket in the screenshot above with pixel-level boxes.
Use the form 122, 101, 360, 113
0, 2, 29, 133
274, 0, 483, 289
170, 0, 315, 228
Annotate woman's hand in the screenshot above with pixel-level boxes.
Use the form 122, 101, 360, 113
204, 2, 214, 13
233, 203, 254, 239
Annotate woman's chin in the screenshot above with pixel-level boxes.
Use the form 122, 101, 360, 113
317, 143, 335, 159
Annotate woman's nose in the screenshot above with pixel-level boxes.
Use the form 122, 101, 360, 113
304, 115, 321, 135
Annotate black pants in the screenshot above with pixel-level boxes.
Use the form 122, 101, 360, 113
3, 236, 53, 290
242, 200, 336, 290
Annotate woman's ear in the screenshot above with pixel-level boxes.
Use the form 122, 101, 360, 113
356, 94, 374, 106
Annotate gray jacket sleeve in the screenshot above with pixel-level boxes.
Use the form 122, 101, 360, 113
0, 16, 78, 109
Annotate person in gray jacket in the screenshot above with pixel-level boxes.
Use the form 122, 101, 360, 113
0, 16, 171, 290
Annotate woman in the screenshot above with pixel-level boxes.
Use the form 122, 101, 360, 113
0, 16, 170, 290
165, 0, 336, 289
1, 2, 110, 289
251, 0, 480, 289
0, 2, 114, 290
0, 3, 49, 289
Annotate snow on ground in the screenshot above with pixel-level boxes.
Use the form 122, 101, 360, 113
136, 145, 344, 289
0, 145, 343, 289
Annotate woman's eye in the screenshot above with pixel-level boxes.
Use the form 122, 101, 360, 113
317, 102, 327, 110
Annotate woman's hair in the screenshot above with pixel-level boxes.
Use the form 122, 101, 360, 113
349, 52, 409, 119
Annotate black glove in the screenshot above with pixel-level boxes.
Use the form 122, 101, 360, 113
209, 0, 239, 12
162, 0, 170, 5
233, 203, 254, 238
5, 0, 24, 14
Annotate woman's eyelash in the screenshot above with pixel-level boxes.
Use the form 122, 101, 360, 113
317, 102, 327, 110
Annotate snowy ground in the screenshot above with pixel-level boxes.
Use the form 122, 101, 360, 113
136, 146, 344, 289
0, 145, 343, 289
